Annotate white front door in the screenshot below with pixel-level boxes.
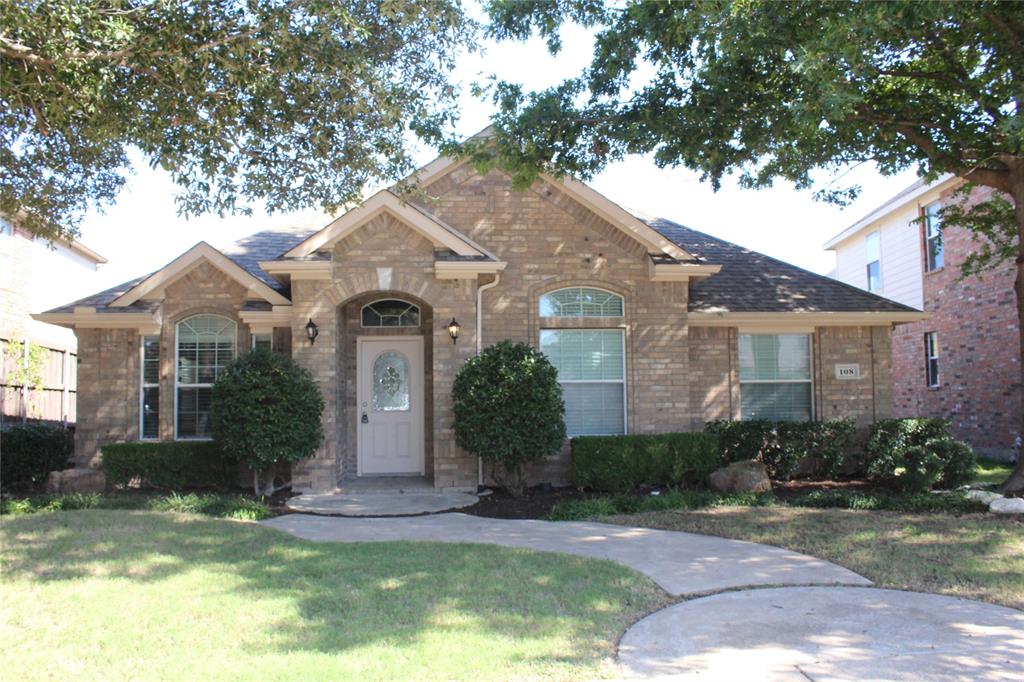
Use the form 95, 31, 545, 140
356, 337, 425, 475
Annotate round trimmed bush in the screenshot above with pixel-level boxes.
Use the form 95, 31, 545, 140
210, 349, 324, 494
452, 340, 566, 495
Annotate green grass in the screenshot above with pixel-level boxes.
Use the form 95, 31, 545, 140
603, 506, 1024, 610
972, 457, 1014, 487
0, 491, 271, 520
0, 511, 666, 681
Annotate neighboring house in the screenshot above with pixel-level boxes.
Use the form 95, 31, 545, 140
825, 177, 1022, 460
1, 217, 107, 424
37, 134, 924, 491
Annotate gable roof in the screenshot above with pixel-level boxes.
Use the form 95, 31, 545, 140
108, 242, 291, 308
284, 189, 499, 260
642, 215, 921, 315
397, 126, 699, 263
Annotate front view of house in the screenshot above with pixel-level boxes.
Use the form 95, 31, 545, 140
39, 144, 925, 491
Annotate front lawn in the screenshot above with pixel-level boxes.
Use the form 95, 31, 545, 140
1, 511, 666, 681
972, 457, 1015, 487
603, 506, 1024, 610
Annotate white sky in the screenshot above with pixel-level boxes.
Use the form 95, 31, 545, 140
75, 17, 920, 295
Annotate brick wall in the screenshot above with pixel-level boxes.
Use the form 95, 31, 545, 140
892, 185, 1022, 458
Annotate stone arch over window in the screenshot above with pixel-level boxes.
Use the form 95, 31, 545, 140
361, 298, 421, 328
175, 313, 236, 439
539, 286, 625, 318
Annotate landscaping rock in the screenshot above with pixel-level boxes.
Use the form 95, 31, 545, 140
46, 468, 106, 494
965, 489, 1003, 505
989, 497, 1024, 514
708, 460, 771, 494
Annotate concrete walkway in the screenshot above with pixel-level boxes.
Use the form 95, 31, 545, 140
285, 491, 478, 516
260, 512, 869, 595
618, 586, 1024, 681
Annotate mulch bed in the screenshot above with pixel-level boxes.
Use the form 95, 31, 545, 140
461, 486, 598, 519
770, 477, 895, 501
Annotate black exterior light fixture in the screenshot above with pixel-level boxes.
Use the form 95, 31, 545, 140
447, 318, 461, 344
305, 318, 319, 345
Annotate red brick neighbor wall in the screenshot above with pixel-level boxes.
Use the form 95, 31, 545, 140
892, 185, 1022, 459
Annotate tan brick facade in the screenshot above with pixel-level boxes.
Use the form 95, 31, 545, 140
68, 166, 902, 490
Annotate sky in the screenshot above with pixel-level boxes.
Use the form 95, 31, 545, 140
74, 14, 921, 296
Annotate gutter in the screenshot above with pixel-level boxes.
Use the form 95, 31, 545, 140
476, 272, 501, 486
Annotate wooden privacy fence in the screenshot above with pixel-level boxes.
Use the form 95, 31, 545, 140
0, 337, 77, 425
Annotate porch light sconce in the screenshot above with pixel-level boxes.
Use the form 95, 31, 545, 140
305, 318, 319, 345
447, 317, 461, 344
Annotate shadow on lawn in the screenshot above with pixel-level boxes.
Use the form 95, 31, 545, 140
1, 510, 663, 666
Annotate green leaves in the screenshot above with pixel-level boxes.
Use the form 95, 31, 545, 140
1, 0, 475, 241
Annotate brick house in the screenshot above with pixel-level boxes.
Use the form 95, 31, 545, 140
37, 142, 924, 491
1, 216, 107, 423
826, 176, 1022, 460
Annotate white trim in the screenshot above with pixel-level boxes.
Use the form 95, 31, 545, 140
737, 331, 815, 421
649, 260, 722, 282
33, 309, 161, 334
688, 311, 928, 327
174, 314, 237, 440
434, 260, 507, 279
258, 260, 331, 281
238, 305, 292, 334
539, 327, 628, 437
139, 334, 160, 440
283, 190, 494, 259
823, 174, 958, 249
110, 242, 290, 308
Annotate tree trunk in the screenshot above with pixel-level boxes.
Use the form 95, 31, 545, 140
1003, 175, 1024, 493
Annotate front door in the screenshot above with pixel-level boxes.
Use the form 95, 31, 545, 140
356, 337, 425, 475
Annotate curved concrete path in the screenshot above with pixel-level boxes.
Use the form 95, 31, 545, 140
619, 586, 1024, 681
285, 491, 478, 516
261, 512, 869, 595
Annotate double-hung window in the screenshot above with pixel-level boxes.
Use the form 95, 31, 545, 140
739, 334, 813, 421
140, 336, 160, 439
865, 231, 881, 292
539, 287, 626, 436
176, 315, 236, 438
925, 332, 940, 387
924, 201, 944, 271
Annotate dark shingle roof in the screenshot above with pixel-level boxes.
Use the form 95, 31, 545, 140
47, 212, 919, 317
642, 216, 920, 314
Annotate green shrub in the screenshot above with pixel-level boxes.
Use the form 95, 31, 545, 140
788, 490, 987, 513
547, 489, 775, 520
0, 422, 73, 489
210, 349, 324, 495
932, 439, 977, 488
453, 340, 566, 495
865, 418, 951, 475
102, 441, 235, 489
0, 491, 270, 520
704, 419, 854, 479
571, 432, 721, 493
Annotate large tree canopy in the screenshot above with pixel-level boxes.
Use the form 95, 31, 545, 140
482, 0, 1024, 491
1, 0, 473, 241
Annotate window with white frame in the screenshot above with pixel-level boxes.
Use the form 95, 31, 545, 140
140, 336, 160, 439
865, 231, 881, 292
176, 315, 236, 438
739, 333, 813, 421
540, 287, 624, 317
540, 329, 626, 436
361, 299, 420, 327
925, 332, 940, 387
251, 333, 272, 351
924, 201, 944, 271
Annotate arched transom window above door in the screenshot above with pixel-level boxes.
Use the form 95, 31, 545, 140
361, 299, 421, 328
539, 287, 624, 318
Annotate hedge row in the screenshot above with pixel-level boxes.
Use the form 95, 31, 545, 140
101, 441, 236, 489
0, 422, 73, 490
704, 419, 855, 479
571, 433, 721, 493
864, 418, 976, 492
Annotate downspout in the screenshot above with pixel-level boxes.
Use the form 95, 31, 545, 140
476, 273, 501, 487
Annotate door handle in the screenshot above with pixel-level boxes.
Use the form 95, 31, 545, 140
361, 412, 369, 424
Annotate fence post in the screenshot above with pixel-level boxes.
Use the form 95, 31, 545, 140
62, 347, 70, 426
